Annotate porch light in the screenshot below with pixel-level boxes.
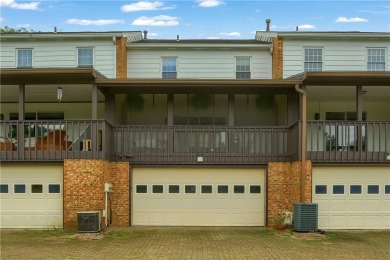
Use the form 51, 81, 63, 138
57, 87, 63, 102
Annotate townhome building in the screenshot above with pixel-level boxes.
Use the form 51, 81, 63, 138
0, 24, 389, 230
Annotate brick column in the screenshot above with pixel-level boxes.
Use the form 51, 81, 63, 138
272, 37, 283, 79
63, 159, 130, 230
116, 37, 127, 79
267, 160, 312, 227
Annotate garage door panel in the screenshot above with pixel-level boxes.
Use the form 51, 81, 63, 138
313, 167, 390, 229
0, 164, 63, 229
132, 168, 265, 226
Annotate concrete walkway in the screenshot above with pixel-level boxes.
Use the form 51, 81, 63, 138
1, 227, 389, 259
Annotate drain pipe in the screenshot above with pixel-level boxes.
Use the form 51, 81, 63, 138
295, 84, 307, 203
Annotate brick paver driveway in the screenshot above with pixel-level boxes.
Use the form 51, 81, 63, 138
1, 227, 389, 259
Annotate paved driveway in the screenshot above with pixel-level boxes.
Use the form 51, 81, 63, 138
1, 227, 389, 259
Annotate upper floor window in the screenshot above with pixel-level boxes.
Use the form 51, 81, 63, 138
304, 48, 322, 72
162, 57, 177, 79
77, 48, 93, 67
236, 57, 251, 79
367, 48, 386, 71
17, 49, 33, 68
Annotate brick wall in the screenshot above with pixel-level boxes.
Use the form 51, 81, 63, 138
272, 37, 283, 79
267, 160, 312, 227
63, 159, 129, 230
116, 37, 127, 78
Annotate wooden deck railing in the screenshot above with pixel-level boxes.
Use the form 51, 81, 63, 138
307, 121, 390, 162
0, 120, 110, 161
113, 125, 297, 164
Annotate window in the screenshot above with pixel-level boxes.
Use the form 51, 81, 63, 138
14, 184, 26, 193
136, 185, 147, 194
236, 57, 251, 79
169, 185, 180, 194
17, 49, 33, 67
304, 48, 322, 71
152, 185, 164, 194
78, 48, 93, 67
234, 185, 245, 194
385, 185, 390, 194
0, 184, 9, 193
217, 185, 228, 194
185, 185, 196, 194
350, 185, 362, 194
333, 185, 344, 194
367, 48, 385, 71
315, 185, 327, 194
31, 184, 43, 193
250, 185, 261, 194
48, 184, 61, 194
162, 57, 177, 79
201, 185, 212, 194
367, 185, 379, 194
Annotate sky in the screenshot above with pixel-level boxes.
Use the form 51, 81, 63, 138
0, 0, 389, 39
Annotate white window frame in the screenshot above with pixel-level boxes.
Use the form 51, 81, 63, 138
162, 57, 177, 79
303, 47, 323, 72
16, 49, 33, 68
235, 56, 251, 79
77, 47, 94, 67
14, 184, 26, 194
367, 48, 386, 71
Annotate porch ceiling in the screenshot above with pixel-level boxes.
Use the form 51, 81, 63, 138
0, 68, 106, 85
95, 79, 301, 94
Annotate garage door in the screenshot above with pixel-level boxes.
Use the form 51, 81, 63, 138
313, 167, 390, 229
0, 164, 63, 229
132, 168, 265, 226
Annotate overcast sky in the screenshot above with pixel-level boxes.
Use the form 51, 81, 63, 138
1, 0, 389, 39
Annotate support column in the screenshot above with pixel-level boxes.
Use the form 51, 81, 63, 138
17, 84, 25, 156
167, 94, 173, 126
105, 93, 115, 125
356, 85, 363, 121
92, 84, 98, 120
228, 94, 234, 126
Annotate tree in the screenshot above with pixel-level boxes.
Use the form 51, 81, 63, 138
0, 26, 38, 33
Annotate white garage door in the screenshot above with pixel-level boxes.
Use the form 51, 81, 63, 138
0, 164, 63, 229
132, 168, 265, 226
313, 167, 390, 229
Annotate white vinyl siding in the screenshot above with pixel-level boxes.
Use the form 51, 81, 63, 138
283, 39, 390, 78
17, 49, 33, 67
128, 49, 271, 79
367, 48, 386, 71
0, 39, 116, 78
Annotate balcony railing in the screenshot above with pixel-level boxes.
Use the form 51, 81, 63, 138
0, 120, 111, 161
307, 121, 390, 162
113, 125, 297, 164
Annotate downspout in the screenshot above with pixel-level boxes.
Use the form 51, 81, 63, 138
295, 84, 307, 203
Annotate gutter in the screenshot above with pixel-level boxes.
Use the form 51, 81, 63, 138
295, 84, 307, 203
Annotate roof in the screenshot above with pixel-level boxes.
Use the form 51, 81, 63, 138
0, 68, 107, 85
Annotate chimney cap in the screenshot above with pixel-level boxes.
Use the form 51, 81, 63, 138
265, 19, 271, 32
143, 30, 148, 40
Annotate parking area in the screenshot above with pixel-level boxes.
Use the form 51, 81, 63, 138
1, 227, 389, 259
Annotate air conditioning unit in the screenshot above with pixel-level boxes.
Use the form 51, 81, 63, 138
77, 211, 100, 233
293, 203, 318, 232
